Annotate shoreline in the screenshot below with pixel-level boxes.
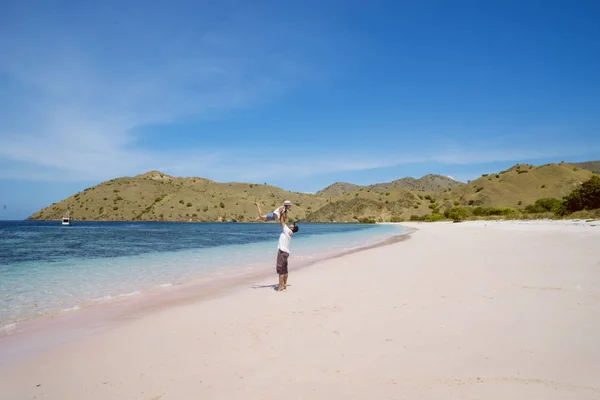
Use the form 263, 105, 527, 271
0, 222, 404, 332
0, 226, 413, 365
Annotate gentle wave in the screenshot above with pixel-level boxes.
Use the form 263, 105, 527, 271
118, 291, 140, 298
0, 323, 17, 334
61, 305, 81, 313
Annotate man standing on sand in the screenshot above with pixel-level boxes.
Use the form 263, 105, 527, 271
276, 212, 298, 292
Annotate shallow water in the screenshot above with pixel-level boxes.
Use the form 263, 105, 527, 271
0, 221, 405, 331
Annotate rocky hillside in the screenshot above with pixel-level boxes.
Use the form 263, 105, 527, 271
367, 174, 464, 192
447, 162, 594, 209
28, 161, 598, 223
317, 174, 463, 197
305, 162, 596, 222
316, 182, 361, 197
574, 160, 600, 174
304, 189, 422, 222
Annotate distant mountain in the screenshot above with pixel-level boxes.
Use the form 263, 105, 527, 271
305, 189, 422, 222
574, 160, 600, 174
316, 174, 463, 198
316, 182, 361, 197
367, 174, 464, 192
28, 161, 597, 223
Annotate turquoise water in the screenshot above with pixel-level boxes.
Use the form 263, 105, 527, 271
0, 221, 405, 332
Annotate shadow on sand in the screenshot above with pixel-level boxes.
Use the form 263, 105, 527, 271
251, 284, 291, 291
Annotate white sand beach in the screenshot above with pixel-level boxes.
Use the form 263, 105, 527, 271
1, 220, 599, 399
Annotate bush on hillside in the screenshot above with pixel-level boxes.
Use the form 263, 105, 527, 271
524, 198, 563, 214
444, 206, 472, 222
390, 216, 404, 222
410, 215, 424, 221
358, 217, 376, 224
423, 213, 445, 222
472, 206, 518, 216
560, 175, 600, 214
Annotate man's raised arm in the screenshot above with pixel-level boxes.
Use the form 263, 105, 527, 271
280, 212, 286, 229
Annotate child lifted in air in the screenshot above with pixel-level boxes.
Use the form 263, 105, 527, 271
254, 200, 293, 222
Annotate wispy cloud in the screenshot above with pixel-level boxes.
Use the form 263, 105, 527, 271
166, 143, 594, 183
0, 2, 341, 182
1, 3, 596, 185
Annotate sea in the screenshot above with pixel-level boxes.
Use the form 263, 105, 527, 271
0, 221, 406, 335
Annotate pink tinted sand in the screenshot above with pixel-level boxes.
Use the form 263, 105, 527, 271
1, 220, 599, 399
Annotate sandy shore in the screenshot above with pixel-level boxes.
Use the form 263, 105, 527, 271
1, 220, 599, 399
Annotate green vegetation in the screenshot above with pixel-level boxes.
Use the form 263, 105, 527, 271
423, 213, 444, 222
444, 206, 471, 222
561, 175, 600, 214
524, 198, 563, 214
472, 207, 518, 216
358, 217, 377, 224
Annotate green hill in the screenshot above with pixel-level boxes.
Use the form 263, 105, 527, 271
28, 161, 599, 223
28, 171, 326, 222
305, 162, 596, 222
447, 163, 594, 209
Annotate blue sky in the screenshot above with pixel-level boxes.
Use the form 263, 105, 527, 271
1, 0, 599, 219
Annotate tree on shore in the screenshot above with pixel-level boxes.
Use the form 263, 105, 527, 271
559, 176, 600, 214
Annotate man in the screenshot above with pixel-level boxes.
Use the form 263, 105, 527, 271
276, 212, 299, 291
254, 200, 293, 222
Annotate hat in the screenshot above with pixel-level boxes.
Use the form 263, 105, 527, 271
283, 200, 293, 206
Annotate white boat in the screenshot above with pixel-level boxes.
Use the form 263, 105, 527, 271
62, 211, 72, 226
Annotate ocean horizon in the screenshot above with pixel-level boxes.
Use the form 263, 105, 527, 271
1, 220, 406, 334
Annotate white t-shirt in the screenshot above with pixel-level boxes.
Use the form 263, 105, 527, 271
273, 205, 285, 218
278, 225, 293, 254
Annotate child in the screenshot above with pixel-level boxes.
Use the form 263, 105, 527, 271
254, 200, 293, 222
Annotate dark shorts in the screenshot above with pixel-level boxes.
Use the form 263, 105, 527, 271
276, 249, 289, 275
